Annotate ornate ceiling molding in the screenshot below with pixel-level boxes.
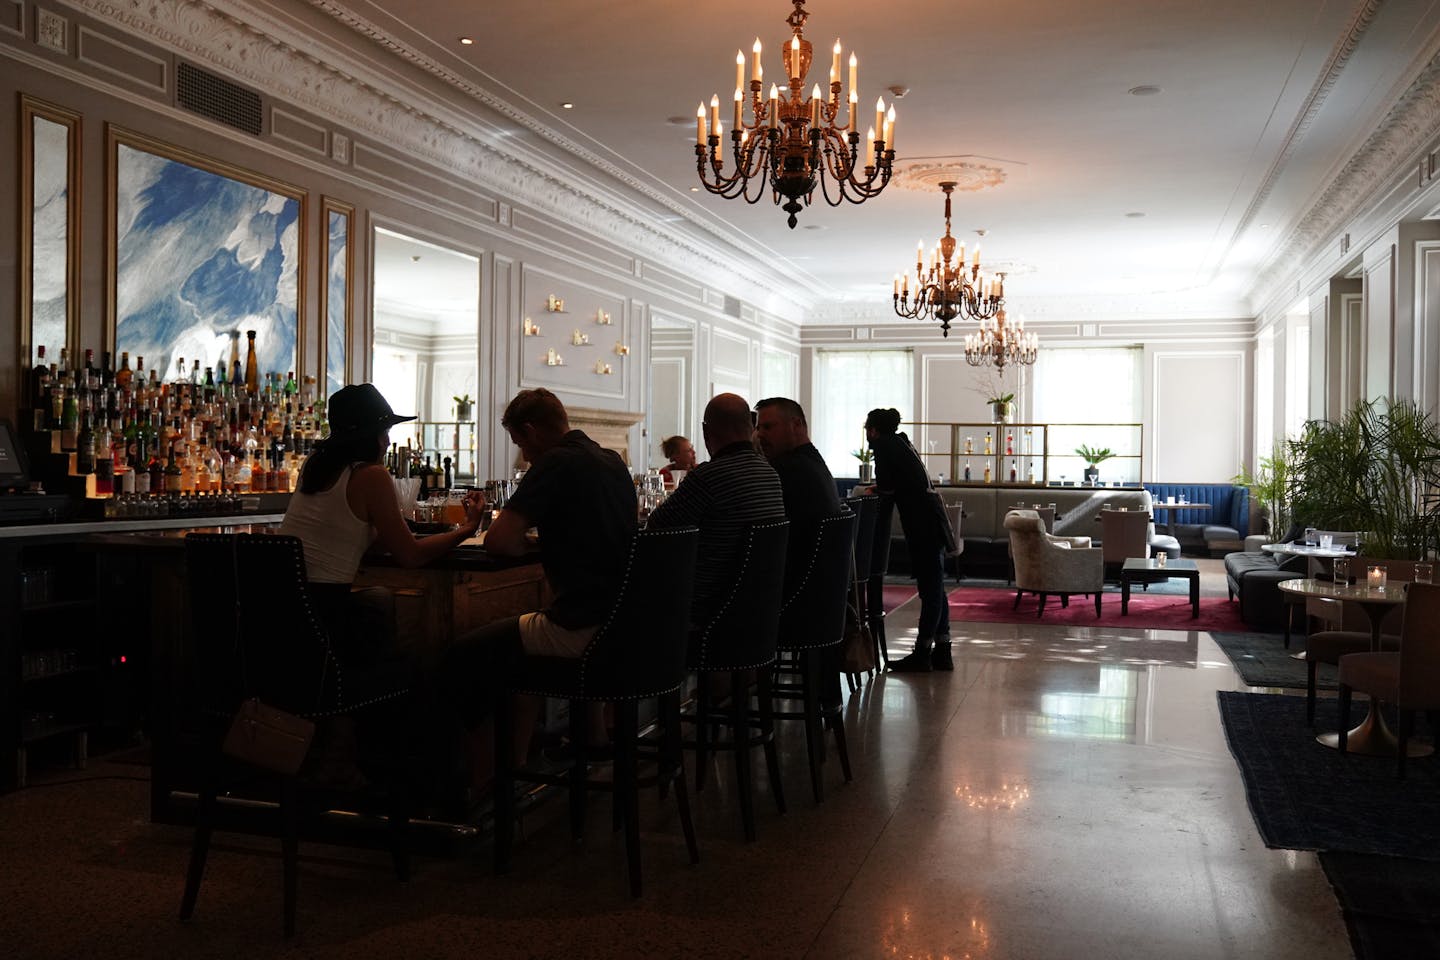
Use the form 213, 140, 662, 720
1254, 46, 1440, 300
68, 0, 815, 315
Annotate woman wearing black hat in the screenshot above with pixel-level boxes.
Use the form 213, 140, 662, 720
865, 407, 952, 672
279, 383, 487, 786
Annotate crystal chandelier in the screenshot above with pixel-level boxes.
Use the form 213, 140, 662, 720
892, 181, 1003, 337
965, 307, 1038, 371
693, 0, 896, 228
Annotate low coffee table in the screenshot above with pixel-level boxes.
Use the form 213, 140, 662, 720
1120, 557, 1200, 618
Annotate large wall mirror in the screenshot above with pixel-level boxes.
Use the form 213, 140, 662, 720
106, 126, 305, 384
371, 226, 480, 480
19, 96, 81, 375
321, 198, 354, 399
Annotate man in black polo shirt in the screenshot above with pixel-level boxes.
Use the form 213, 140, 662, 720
443, 388, 636, 790
755, 396, 841, 589
647, 393, 785, 627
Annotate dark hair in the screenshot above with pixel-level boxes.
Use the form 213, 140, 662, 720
661, 435, 690, 459
298, 429, 384, 494
865, 407, 902, 434
755, 396, 807, 428
502, 388, 568, 435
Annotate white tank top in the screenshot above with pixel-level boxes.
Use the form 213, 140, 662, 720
279, 465, 375, 584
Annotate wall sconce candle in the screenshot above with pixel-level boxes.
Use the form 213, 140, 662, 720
596, 309, 612, 325
523, 318, 541, 336
545, 348, 565, 366
546, 294, 566, 312
571, 329, 590, 346
594, 361, 613, 375
614, 343, 630, 356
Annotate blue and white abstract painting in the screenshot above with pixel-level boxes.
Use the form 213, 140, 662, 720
31, 116, 69, 365
325, 208, 349, 399
115, 143, 299, 382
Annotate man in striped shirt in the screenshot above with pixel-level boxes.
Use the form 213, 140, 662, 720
646, 393, 786, 628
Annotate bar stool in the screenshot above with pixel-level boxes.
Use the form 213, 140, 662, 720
493, 526, 701, 897
842, 495, 877, 691
772, 510, 857, 803
179, 534, 412, 939
683, 520, 789, 841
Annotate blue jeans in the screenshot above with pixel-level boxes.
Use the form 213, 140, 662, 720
913, 545, 951, 643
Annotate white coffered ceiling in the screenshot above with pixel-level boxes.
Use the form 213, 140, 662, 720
317, 0, 1440, 321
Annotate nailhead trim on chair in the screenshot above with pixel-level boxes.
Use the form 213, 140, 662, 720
695, 520, 789, 671
781, 511, 849, 615
514, 526, 700, 702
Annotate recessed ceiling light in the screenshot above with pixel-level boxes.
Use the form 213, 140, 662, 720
458, 37, 474, 45
690, 186, 699, 192
1259, 222, 1270, 229
1128, 85, 1161, 96
560, 102, 574, 109
1124, 211, 1146, 218
411, 255, 422, 262
803, 224, 825, 231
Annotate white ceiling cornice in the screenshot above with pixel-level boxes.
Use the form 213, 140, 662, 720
67, 0, 815, 317
1250, 46, 1440, 308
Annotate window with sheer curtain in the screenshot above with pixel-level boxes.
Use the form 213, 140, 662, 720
812, 349, 914, 476
371, 347, 419, 447
1031, 346, 1142, 483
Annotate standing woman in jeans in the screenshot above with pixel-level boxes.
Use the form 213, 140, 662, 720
865, 407, 952, 672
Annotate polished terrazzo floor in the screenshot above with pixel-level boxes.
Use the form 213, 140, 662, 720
0, 563, 1353, 959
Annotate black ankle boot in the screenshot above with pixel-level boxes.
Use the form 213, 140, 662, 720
930, 637, 953, 671
889, 640, 934, 673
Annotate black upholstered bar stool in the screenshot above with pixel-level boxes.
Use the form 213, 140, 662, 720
843, 495, 877, 691
683, 520, 788, 841
772, 510, 857, 803
493, 526, 701, 897
179, 534, 412, 939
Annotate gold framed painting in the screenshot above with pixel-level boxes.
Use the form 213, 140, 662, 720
105, 125, 306, 385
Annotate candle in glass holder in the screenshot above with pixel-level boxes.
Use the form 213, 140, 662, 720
1367, 565, 1387, 590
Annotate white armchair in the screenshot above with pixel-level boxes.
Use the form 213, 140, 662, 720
1004, 509, 1104, 618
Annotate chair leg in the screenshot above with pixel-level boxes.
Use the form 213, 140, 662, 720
1013, 589, 1024, 611
493, 692, 515, 875
802, 650, 825, 804
827, 706, 853, 784
1306, 661, 1318, 726
1036, 593, 1047, 618
757, 668, 786, 815
568, 700, 589, 843
614, 702, 642, 898
731, 670, 757, 841
1060, 594, 1069, 608
179, 755, 218, 922
281, 777, 299, 939
1337, 684, 1352, 754
1094, 591, 1102, 619
662, 691, 700, 866
1397, 709, 1412, 780
694, 680, 711, 793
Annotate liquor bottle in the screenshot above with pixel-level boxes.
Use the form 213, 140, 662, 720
94, 422, 114, 492
30, 346, 50, 431
984, 431, 993, 456
284, 371, 297, 397
964, 435, 973, 455
1005, 432, 1014, 456
83, 348, 98, 389
131, 433, 150, 495
175, 357, 189, 386
1023, 428, 1033, 456
1026, 460, 1036, 483
148, 437, 165, 494
443, 456, 453, 492
1008, 460, 1018, 482
244, 330, 260, 394
100, 351, 114, 389
983, 463, 992, 483
115, 352, 133, 388
76, 409, 96, 475
963, 460, 972, 482
164, 443, 183, 494
60, 384, 79, 452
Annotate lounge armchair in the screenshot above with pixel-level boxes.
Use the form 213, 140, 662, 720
1004, 509, 1104, 618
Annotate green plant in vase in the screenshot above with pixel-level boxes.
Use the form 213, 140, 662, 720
853, 447, 874, 483
987, 391, 1016, 424
453, 393, 474, 421
1233, 441, 1293, 541
1075, 445, 1115, 485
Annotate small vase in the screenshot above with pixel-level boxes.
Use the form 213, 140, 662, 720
1083, 466, 1099, 485
455, 402, 474, 421
858, 462, 873, 484
991, 401, 1012, 424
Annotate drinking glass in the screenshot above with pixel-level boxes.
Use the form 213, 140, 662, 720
1156, 552, 1167, 568
1416, 562, 1434, 584
1318, 534, 1333, 550
1333, 558, 1350, 584
1304, 527, 1317, 546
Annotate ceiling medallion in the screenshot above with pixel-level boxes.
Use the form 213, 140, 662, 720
891, 160, 1006, 193
692, 0, 896, 228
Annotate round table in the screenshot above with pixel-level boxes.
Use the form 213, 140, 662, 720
1262, 544, 1358, 655
1277, 577, 1421, 757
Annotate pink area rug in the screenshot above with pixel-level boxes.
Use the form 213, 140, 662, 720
882, 584, 918, 613
948, 586, 1249, 633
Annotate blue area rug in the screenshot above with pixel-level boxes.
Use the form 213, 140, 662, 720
1217, 690, 1440, 859
1210, 631, 1331, 690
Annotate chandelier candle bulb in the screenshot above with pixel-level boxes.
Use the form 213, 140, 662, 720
697, 103, 706, 145
866, 129, 876, 168
811, 85, 822, 125
885, 105, 895, 150
753, 38, 763, 82
769, 85, 779, 126
710, 95, 720, 136
713, 121, 723, 161
734, 88, 743, 130
848, 87, 857, 131
832, 39, 841, 81
737, 50, 745, 97
874, 97, 885, 143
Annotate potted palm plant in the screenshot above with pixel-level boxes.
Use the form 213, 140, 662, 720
1233, 442, 1292, 541
1075, 445, 1115, 485
853, 447, 875, 484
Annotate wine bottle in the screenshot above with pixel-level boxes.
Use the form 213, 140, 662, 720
164, 443, 183, 494
115, 351, 133, 388
963, 460, 972, 482
244, 330, 259, 394
76, 408, 96, 475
